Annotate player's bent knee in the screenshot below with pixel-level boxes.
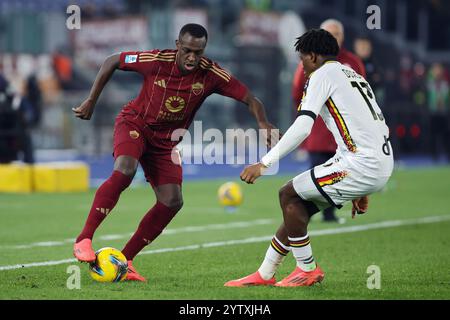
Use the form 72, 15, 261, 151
163, 197, 183, 212
114, 155, 138, 178
279, 182, 319, 218
278, 183, 295, 208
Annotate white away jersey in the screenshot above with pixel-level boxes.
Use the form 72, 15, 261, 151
299, 61, 393, 174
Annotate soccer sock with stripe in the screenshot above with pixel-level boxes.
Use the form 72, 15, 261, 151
121, 201, 178, 261
258, 236, 291, 280
76, 170, 132, 242
289, 234, 317, 272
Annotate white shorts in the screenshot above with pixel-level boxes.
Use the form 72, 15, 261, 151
292, 154, 392, 210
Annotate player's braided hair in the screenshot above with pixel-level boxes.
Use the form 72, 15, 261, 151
294, 29, 339, 56
179, 23, 208, 41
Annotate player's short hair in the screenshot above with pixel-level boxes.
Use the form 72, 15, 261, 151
294, 29, 339, 57
179, 23, 208, 41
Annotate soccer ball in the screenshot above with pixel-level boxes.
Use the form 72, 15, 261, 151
89, 247, 128, 282
218, 181, 243, 209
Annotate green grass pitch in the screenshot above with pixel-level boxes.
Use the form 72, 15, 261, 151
0, 166, 449, 300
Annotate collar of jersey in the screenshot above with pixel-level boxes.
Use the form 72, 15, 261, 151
308, 60, 338, 79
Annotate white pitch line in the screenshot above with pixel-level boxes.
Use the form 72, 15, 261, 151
0, 215, 449, 272
5, 219, 275, 250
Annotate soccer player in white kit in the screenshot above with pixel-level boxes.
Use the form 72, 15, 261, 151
225, 29, 394, 287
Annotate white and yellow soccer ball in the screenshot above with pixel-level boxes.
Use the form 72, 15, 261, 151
89, 247, 128, 282
218, 181, 243, 209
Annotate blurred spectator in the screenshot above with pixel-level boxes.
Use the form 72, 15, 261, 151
52, 48, 73, 90
412, 62, 427, 107
24, 74, 42, 128
398, 54, 415, 101
354, 36, 383, 95
0, 74, 16, 163
292, 19, 366, 223
427, 62, 450, 160
0, 73, 36, 163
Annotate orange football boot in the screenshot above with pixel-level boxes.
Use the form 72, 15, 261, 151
224, 271, 276, 287
275, 265, 324, 287
73, 239, 96, 263
126, 261, 147, 282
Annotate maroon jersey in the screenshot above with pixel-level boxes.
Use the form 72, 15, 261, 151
118, 49, 248, 150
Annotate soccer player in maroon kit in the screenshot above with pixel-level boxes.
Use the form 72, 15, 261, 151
72, 24, 277, 281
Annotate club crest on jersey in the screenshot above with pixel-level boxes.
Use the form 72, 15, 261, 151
125, 55, 137, 63
165, 96, 185, 113
129, 130, 140, 139
191, 82, 204, 95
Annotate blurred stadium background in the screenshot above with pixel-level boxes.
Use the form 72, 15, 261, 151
1, 0, 449, 189
1, 0, 450, 301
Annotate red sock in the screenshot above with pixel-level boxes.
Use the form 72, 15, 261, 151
76, 170, 132, 242
122, 201, 178, 261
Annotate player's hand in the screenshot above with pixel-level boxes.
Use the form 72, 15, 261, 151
351, 196, 369, 219
72, 99, 95, 120
240, 162, 267, 184
258, 122, 282, 148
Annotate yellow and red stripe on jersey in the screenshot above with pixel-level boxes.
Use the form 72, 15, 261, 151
316, 171, 348, 187
138, 52, 176, 62
199, 58, 231, 82
325, 98, 357, 153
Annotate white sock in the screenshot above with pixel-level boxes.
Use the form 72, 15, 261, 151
258, 236, 291, 280
289, 234, 317, 272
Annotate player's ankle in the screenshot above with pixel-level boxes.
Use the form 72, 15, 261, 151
257, 269, 275, 280
75, 236, 92, 243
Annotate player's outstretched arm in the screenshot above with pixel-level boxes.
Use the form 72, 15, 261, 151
261, 114, 315, 168
240, 162, 267, 184
240, 115, 314, 184
242, 92, 280, 147
72, 53, 120, 120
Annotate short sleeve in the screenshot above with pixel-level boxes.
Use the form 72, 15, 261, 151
298, 70, 332, 117
215, 76, 249, 102
119, 51, 155, 75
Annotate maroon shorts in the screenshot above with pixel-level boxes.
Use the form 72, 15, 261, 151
113, 116, 182, 187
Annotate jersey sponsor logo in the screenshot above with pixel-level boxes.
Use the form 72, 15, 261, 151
154, 79, 167, 88
157, 110, 184, 121
129, 130, 140, 139
124, 55, 138, 63
165, 96, 185, 113
191, 82, 204, 95
316, 171, 348, 187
